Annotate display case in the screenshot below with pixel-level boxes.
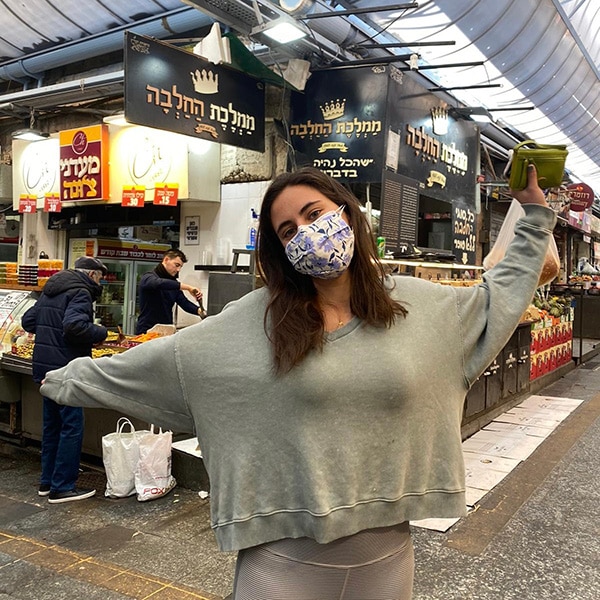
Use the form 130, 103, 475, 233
0, 288, 38, 434
0, 289, 38, 357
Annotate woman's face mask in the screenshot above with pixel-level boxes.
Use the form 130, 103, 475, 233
284, 205, 355, 279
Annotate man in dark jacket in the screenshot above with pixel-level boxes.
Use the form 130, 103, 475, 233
22, 256, 108, 503
136, 249, 206, 334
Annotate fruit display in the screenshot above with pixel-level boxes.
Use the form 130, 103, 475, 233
3, 329, 171, 362
532, 294, 573, 319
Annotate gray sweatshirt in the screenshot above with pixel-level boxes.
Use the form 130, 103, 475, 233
41, 204, 556, 552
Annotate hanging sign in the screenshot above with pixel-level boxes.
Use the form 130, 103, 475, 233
452, 203, 477, 265
289, 67, 388, 182
153, 183, 179, 206
59, 124, 109, 201
18, 194, 37, 214
567, 182, 594, 212
125, 32, 265, 152
44, 194, 62, 213
122, 186, 146, 207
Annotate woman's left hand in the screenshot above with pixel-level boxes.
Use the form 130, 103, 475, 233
510, 163, 549, 207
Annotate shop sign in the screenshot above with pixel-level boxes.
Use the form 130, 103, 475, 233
12, 137, 59, 210
289, 67, 387, 182
96, 239, 170, 261
18, 194, 37, 214
452, 203, 477, 265
568, 209, 592, 233
122, 186, 146, 207
153, 183, 179, 206
124, 32, 265, 152
385, 75, 478, 208
44, 193, 61, 212
566, 182, 594, 212
59, 124, 109, 201
184, 216, 200, 245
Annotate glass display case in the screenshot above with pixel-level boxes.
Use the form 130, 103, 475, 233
0, 289, 38, 356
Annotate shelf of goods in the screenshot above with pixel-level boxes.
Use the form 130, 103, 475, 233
380, 259, 483, 285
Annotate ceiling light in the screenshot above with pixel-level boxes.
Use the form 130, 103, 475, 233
450, 106, 494, 124
11, 129, 50, 141
12, 108, 50, 141
253, 19, 307, 44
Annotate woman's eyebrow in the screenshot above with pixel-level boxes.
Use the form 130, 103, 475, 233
275, 201, 321, 237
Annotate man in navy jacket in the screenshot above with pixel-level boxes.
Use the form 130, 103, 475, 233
22, 256, 108, 503
136, 249, 205, 334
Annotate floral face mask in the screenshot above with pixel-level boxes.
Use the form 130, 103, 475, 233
285, 205, 355, 279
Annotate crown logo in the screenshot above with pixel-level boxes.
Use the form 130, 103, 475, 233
190, 69, 219, 95
320, 98, 346, 121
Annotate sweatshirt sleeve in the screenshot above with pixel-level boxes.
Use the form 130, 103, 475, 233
40, 334, 195, 433
455, 203, 556, 386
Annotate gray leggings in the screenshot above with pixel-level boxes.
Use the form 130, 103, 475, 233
232, 522, 414, 600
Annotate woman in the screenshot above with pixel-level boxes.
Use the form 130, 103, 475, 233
41, 164, 555, 599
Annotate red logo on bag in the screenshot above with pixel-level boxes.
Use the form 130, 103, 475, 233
144, 487, 167, 495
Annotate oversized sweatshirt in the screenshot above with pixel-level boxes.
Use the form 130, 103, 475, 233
41, 204, 556, 552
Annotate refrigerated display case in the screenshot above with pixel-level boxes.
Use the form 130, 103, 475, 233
0, 288, 38, 434
69, 238, 169, 334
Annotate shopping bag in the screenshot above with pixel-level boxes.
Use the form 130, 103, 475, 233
102, 417, 149, 498
503, 139, 568, 190
483, 199, 560, 287
134, 425, 177, 502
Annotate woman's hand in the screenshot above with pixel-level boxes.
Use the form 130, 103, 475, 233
510, 163, 549, 207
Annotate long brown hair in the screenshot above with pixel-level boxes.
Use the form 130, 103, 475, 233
257, 167, 407, 374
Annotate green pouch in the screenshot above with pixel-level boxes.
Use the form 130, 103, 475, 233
504, 139, 568, 190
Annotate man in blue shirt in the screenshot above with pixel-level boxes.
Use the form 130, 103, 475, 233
136, 249, 205, 334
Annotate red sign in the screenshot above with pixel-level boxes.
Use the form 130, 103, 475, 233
59, 124, 109, 201
567, 182, 594, 212
44, 194, 62, 213
153, 183, 179, 206
18, 195, 37, 214
122, 186, 146, 207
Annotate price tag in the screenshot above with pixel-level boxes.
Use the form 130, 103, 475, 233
18, 195, 37, 214
122, 186, 146, 207
44, 194, 62, 213
153, 183, 179, 206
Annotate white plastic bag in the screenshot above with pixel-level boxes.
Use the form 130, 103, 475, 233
102, 417, 149, 498
483, 199, 560, 287
134, 425, 177, 502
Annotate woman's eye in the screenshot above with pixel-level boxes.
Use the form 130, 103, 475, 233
308, 209, 322, 221
281, 227, 296, 240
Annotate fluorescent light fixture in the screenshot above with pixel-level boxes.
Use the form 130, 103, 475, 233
253, 19, 307, 44
12, 129, 50, 141
450, 106, 494, 124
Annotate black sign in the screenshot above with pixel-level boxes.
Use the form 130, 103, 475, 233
380, 171, 420, 248
124, 32, 265, 152
385, 74, 479, 209
452, 202, 477, 265
289, 67, 388, 182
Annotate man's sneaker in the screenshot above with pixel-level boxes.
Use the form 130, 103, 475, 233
48, 488, 96, 504
38, 484, 51, 497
